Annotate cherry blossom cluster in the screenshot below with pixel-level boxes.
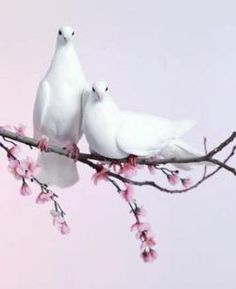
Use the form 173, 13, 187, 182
107, 154, 193, 190
1, 124, 70, 235
92, 164, 158, 262
91, 157, 196, 262
165, 170, 192, 188
148, 160, 192, 189
3, 124, 233, 263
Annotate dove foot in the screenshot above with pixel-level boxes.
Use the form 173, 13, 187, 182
128, 155, 138, 167
65, 143, 80, 161
108, 161, 123, 173
37, 135, 49, 152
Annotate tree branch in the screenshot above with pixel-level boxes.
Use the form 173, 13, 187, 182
0, 127, 235, 262
0, 128, 235, 176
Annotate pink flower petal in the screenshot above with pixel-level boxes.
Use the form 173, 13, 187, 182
20, 182, 32, 196
7, 145, 21, 160
36, 191, 53, 204
130, 222, 151, 232
21, 157, 40, 179
148, 165, 156, 175
150, 249, 158, 260
135, 207, 147, 217
141, 249, 158, 263
119, 163, 137, 178
120, 184, 135, 202
141, 237, 156, 250
50, 210, 65, 226
50, 210, 60, 217
8, 159, 25, 179
60, 222, 70, 235
181, 177, 192, 189
167, 173, 179, 186
141, 251, 153, 262
92, 168, 108, 185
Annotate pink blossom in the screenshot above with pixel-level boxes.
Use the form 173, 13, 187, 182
8, 159, 25, 179
37, 135, 49, 151
148, 165, 156, 175
181, 177, 192, 189
135, 231, 144, 240
50, 210, 65, 226
135, 207, 147, 218
20, 182, 32, 196
120, 163, 137, 178
21, 157, 40, 179
92, 168, 108, 185
120, 184, 135, 202
135, 228, 153, 240
7, 145, 21, 160
50, 210, 70, 235
167, 173, 179, 186
36, 191, 53, 204
141, 249, 158, 263
14, 124, 26, 136
60, 222, 70, 235
141, 236, 156, 250
130, 222, 151, 232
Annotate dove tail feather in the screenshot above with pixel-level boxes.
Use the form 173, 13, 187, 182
160, 139, 213, 170
36, 152, 79, 188
174, 120, 196, 137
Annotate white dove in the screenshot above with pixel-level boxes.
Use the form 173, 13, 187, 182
33, 26, 88, 188
83, 81, 205, 170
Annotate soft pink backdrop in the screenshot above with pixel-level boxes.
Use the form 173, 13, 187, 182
0, 0, 235, 288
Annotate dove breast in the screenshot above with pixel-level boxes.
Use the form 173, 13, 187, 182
83, 96, 128, 159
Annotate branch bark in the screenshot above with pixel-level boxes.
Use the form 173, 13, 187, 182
0, 128, 235, 176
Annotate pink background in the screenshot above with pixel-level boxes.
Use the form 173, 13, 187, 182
0, 0, 235, 288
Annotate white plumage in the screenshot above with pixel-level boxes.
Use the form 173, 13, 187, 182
33, 26, 88, 187
83, 81, 204, 170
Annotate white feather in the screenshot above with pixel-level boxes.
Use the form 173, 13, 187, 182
83, 81, 206, 171
37, 152, 79, 188
33, 26, 88, 188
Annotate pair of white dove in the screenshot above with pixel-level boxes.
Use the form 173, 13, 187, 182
33, 26, 205, 188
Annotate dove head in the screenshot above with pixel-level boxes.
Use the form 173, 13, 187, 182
57, 26, 75, 45
91, 81, 109, 102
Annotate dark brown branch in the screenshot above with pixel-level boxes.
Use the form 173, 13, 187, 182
79, 144, 235, 194
0, 128, 235, 175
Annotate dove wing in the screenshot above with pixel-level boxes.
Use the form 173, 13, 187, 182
33, 80, 50, 139
116, 111, 176, 157
80, 84, 91, 139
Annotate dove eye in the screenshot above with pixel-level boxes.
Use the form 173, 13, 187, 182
92, 87, 95, 92
58, 30, 62, 35
72, 31, 75, 36
105, 87, 109, 92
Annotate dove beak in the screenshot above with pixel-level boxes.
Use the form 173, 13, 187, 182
96, 93, 103, 102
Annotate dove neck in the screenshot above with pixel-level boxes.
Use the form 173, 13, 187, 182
49, 43, 85, 81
